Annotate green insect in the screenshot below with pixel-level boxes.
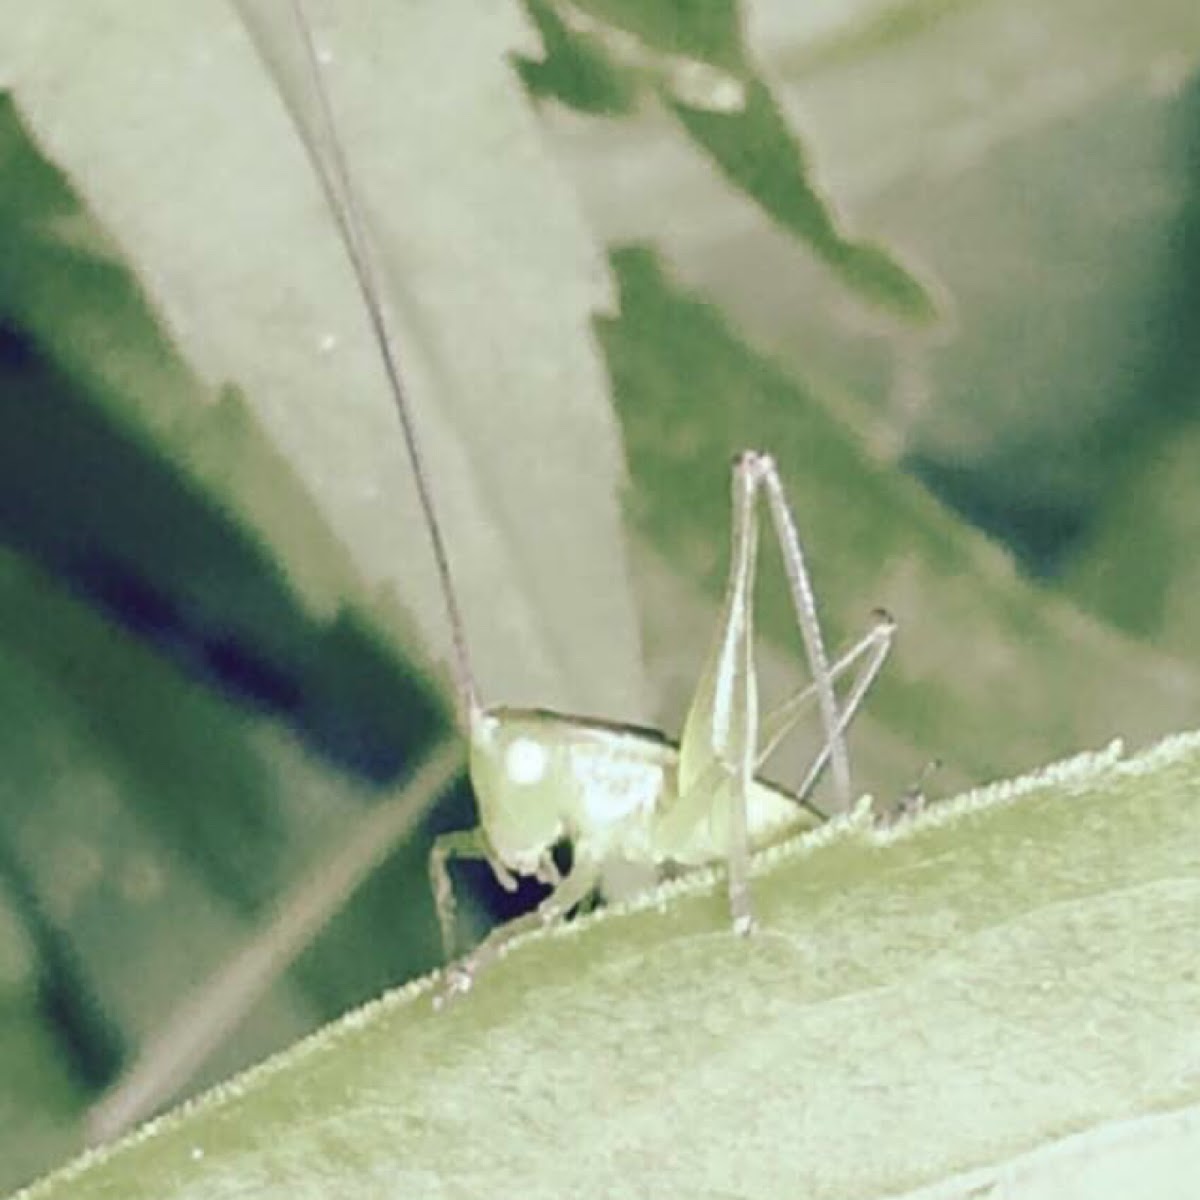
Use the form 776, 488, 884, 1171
276, 0, 896, 1002
430, 493, 895, 1001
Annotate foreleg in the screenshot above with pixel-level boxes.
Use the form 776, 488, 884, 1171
436, 857, 599, 1006
428, 827, 517, 964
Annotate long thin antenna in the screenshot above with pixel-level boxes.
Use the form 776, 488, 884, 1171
280, 0, 479, 723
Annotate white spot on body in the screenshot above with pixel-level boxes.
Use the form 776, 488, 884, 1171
573, 749, 664, 825
505, 737, 548, 785
318, 332, 339, 354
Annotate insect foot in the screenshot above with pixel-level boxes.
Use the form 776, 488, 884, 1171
733, 912, 757, 938
432, 963, 475, 1012
873, 758, 941, 829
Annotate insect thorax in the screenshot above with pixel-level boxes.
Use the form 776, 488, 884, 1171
468, 706, 813, 874
468, 707, 675, 871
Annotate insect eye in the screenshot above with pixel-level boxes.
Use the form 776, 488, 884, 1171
504, 737, 549, 786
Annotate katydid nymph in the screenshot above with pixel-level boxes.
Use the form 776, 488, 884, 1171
269, 0, 897, 1003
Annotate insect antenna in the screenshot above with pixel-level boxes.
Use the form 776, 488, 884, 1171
263, 0, 480, 725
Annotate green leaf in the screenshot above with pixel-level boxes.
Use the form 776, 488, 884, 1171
0, 884, 34, 1003
514, 0, 641, 115
0, 549, 459, 1179
0, 0, 651, 722
774, 0, 1200, 567
599, 247, 1200, 795
570, 0, 746, 71
549, 0, 1200, 568
514, 0, 942, 323
666, 76, 942, 323
1061, 415, 1200, 660
15, 730, 1200, 1199
0, 999, 85, 1198
0, 884, 77, 1193
0, 4, 660, 1177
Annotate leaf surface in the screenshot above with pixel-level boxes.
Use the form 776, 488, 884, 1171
15, 730, 1200, 1200
0, 0, 651, 719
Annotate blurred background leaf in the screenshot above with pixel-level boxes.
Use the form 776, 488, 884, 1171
0, 0, 1198, 1191
601, 246, 1200, 796
0, 0, 647, 1184
515, 0, 944, 323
